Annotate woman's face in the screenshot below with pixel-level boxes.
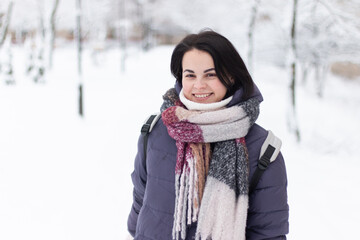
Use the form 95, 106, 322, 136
182, 49, 227, 104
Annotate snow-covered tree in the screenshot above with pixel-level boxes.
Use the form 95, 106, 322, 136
25, 1, 46, 83
0, 36, 15, 85
296, 0, 360, 97
48, 0, 60, 69
28, 34, 45, 83
0, 1, 13, 48
118, 0, 127, 72
0, 0, 14, 83
24, 36, 36, 74
247, 0, 261, 74
288, 0, 301, 142
22, 0, 61, 82
134, 0, 156, 50
76, 0, 84, 117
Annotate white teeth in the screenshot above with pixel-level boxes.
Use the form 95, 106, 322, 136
194, 93, 211, 98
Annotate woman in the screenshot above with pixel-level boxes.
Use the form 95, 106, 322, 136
127, 30, 289, 240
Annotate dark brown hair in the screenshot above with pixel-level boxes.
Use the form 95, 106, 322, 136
170, 30, 254, 100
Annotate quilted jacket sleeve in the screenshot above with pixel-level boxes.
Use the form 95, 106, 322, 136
127, 134, 147, 237
246, 151, 289, 240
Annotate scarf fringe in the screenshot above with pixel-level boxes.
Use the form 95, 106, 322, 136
195, 177, 249, 240
173, 144, 209, 240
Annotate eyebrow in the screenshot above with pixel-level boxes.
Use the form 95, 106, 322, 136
183, 68, 215, 73
204, 68, 215, 73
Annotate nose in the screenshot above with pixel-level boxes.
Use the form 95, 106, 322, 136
194, 77, 206, 89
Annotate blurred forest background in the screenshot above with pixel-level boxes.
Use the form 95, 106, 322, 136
1, 0, 359, 140
1, 1, 360, 239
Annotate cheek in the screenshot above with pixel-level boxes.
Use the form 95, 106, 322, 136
182, 80, 192, 97
213, 81, 227, 98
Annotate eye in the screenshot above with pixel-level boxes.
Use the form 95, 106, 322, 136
206, 73, 217, 78
185, 74, 196, 78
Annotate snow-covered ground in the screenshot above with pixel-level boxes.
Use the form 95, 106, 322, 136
0, 45, 359, 240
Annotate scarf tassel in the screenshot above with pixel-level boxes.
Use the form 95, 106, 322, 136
195, 177, 249, 240
173, 144, 210, 240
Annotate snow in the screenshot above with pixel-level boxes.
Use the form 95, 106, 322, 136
0, 45, 359, 240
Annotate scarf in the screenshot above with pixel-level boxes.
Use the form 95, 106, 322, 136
161, 88, 260, 240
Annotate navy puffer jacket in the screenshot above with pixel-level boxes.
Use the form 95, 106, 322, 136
127, 86, 289, 240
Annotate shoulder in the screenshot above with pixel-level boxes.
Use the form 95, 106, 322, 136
147, 116, 177, 155
141, 113, 168, 143
148, 116, 169, 140
245, 123, 269, 152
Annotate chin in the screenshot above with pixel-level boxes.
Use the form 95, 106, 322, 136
193, 98, 216, 104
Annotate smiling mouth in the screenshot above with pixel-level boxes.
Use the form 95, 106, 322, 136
193, 93, 212, 98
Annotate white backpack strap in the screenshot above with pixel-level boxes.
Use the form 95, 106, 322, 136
149, 112, 161, 132
260, 130, 282, 163
249, 130, 282, 193
142, 112, 161, 133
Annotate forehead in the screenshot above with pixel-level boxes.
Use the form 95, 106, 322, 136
182, 49, 214, 70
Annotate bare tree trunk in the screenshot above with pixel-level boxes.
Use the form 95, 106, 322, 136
247, 0, 260, 74
310, 1, 327, 98
1, 37, 15, 85
288, 0, 301, 142
301, 62, 309, 85
119, 0, 127, 72
76, 0, 84, 117
136, 0, 152, 51
0, 1, 14, 48
48, 0, 60, 69
31, 2, 46, 83
316, 64, 327, 98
